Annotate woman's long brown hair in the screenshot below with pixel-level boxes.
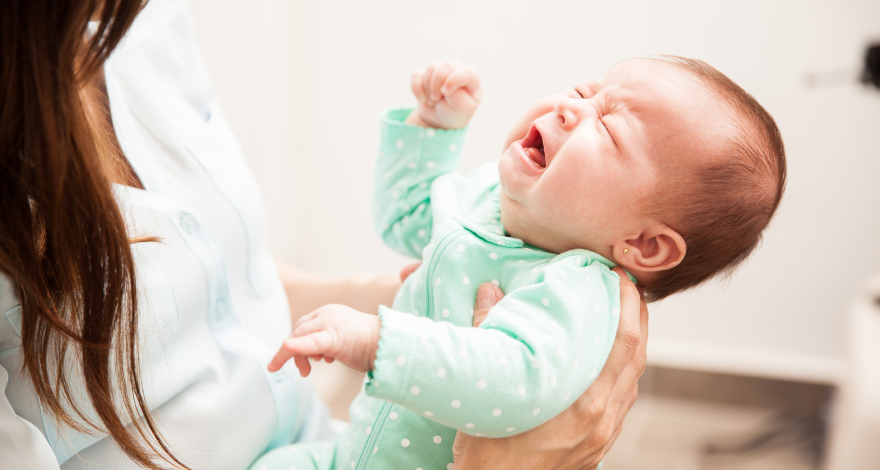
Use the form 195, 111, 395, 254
0, 1, 188, 468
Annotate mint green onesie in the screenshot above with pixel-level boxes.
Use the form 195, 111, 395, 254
250, 108, 632, 470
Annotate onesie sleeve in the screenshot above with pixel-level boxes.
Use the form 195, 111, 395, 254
365, 252, 631, 437
373, 108, 467, 258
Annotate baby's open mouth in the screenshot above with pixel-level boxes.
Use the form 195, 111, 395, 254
521, 125, 546, 169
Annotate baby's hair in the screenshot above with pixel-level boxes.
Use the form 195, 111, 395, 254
641, 56, 786, 301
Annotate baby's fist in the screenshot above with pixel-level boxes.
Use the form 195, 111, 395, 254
268, 304, 381, 377
408, 60, 482, 130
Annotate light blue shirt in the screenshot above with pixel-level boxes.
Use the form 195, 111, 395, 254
0, 0, 325, 468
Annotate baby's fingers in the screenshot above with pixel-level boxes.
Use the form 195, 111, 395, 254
421, 64, 437, 105
411, 68, 427, 103
268, 331, 335, 372
294, 355, 312, 377
428, 60, 458, 102
441, 66, 482, 102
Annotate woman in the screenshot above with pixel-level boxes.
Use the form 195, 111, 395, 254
0, 0, 647, 468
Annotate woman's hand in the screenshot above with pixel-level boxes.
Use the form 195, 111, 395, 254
453, 267, 648, 470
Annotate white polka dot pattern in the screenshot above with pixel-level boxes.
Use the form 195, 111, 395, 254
368, 112, 623, 462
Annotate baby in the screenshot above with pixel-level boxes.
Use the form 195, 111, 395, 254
250, 57, 786, 470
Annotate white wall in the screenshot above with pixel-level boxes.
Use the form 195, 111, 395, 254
187, 0, 880, 384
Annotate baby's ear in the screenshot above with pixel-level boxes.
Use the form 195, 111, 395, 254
612, 224, 686, 273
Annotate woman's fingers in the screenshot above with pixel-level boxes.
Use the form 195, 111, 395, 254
601, 420, 626, 461
588, 268, 643, 395
617, 382, 640, 428
607, 293, 648, 430
472, 282, 504, 327
603, 270, 648, 447
399, 262, 422, 282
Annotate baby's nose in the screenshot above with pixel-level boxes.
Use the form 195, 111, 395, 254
554, 96, 596, 130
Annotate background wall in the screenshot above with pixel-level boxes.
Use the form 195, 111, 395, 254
186, 0, 880, 385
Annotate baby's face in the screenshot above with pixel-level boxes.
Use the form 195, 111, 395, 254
498, 59, 727, 259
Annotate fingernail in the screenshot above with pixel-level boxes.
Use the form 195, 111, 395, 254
430, 93, 440, 101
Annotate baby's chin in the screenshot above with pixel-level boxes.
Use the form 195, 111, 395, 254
498, 193, 530, 240
500, 194, 614, 256
499, 196, 566, 254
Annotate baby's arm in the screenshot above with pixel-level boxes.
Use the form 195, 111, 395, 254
270, 253, 626, 437
374, 61, 481, 258
366, 254, 623, 437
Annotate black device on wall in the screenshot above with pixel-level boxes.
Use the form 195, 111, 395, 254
861, 44, 880, 89
805, 42, 880, 90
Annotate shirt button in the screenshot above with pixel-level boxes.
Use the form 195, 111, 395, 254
215, 298, 229, 320
180, 214, 198, 233
273, 371, 285, 383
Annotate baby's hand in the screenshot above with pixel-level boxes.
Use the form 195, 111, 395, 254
408, 60, 482, 130
267, 304, 381, 377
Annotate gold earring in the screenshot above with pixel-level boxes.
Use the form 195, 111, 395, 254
622, 248, 629, 254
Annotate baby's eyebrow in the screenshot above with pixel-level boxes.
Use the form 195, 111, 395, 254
573, 79, 602, 98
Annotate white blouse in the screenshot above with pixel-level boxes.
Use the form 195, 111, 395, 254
0, 0, 327, 468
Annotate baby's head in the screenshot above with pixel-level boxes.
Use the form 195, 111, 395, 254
498, 57, 786, 301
